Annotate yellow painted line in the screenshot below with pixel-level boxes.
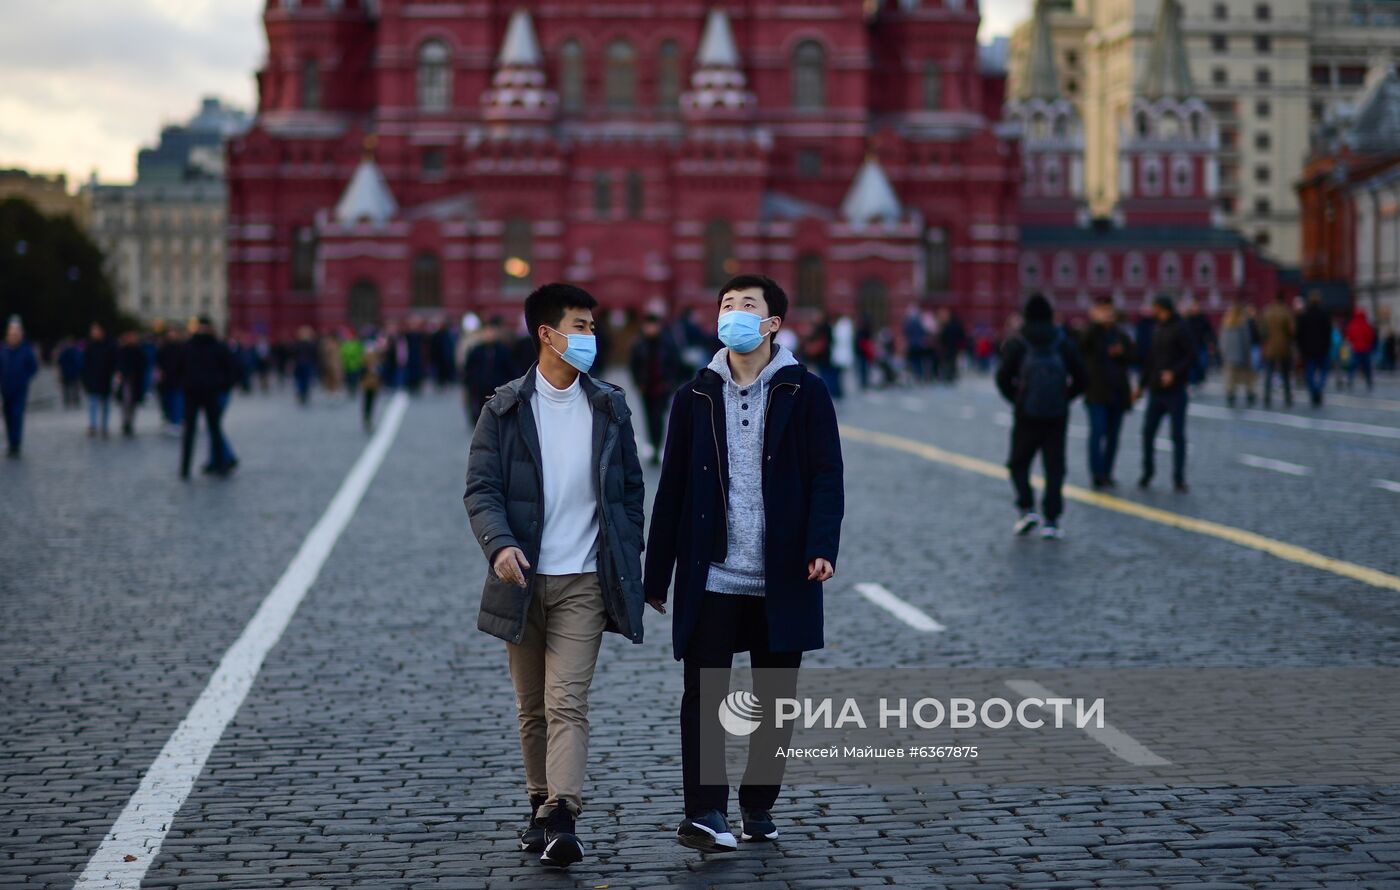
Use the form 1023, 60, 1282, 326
840, 424, 1400, 593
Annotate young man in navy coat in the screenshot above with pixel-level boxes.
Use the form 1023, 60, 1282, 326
644, 274, 845, 852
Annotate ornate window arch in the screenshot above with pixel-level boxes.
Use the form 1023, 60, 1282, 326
922, 60, 941, 110
1160, 251, 1182, 287
796, 253, 825, 309
605, 39, 637, 109
657, 39, 681, 109
300, 58, 321, 110
703, 219, 734, 288
1125, 251, 1147, 286
1088, 252, 1111, 288
792, 40, 826, 110
416, 39, 452, 111
558, 40, 584, 111
1194, 253, 1216, 286
411, 252, 442, 308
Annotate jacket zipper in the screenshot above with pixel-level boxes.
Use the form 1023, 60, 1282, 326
696, 389, 728, 536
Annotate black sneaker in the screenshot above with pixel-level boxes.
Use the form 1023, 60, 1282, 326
539, 808, 583, 868
676, 810, 738, 853
740, 807, 777, 842
519, 793, 547, 852
1012, 512, 1041, 536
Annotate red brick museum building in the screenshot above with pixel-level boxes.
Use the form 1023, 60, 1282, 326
226, 0, 1277, 338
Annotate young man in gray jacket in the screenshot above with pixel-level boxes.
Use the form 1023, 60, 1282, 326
465, 283, 646, 869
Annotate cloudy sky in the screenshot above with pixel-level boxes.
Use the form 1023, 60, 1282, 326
0, 0, 1031, 187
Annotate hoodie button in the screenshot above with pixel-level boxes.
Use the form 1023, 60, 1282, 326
741, 403, 749, 410
740, 390, 748, 396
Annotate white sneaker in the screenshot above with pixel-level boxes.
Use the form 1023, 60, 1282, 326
1013, 512, 1041, 536
1040, 524, 1064, 540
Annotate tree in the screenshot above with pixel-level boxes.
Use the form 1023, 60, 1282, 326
0, 197, 126, 345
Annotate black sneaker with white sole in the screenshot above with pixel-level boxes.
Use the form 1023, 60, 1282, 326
740, 808, 778, 842
519, 793, 547, 852
676, 810, 738, 853
1013, 512, 1041, 536
539, 808, 584, 868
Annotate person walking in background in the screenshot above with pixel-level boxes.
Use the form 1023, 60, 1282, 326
0, 317, 39, 457
1259, 291, 1295, 408
644, 274, 843, 854
340, 329, 365, 395
1344, 307, 1376, 392
292, 327, 318, 406
1137, 295, 1196, 493
1218, 304, 1257, 409
319, 330, 344, 395
854, 317, 875, 390
1183, 300, 1215, 387
902, 306, 928, 383
1379, 311, 1396, 372
57, 338, 83, 408
1297, 293, 1332, 407
81, 322, 117, 438
431, 320, 457, 389
463, 317, 520, 425
804, 314, 841, 400
154, 327, 185, 433
628, 312, 683, 464
115, 330, 150, 437
360, 337, 382, 432
995, 294, 1087, 538
938, 308, 966, 384
178, 317, 235, 479
1077, 298, 1135, 489
832, 314, 855, 397
465, 283, 645, 870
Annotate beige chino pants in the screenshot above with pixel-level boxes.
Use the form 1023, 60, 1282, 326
505, 572, 606, 819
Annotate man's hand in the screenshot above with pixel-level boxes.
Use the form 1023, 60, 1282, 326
1133, 386, 1145, 402
647, 597, 667, 614
1159, 369, 1175, 388
807, 558, 834, 582
492, 546, 531, 587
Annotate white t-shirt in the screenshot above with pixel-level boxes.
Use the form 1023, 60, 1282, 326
531, 369, 599, 574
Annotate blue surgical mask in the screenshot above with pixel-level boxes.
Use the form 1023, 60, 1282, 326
546, 328, 597, 373
717, 311, 775, 354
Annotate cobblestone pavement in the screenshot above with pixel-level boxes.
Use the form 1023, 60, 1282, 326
3, 369, 1400, 889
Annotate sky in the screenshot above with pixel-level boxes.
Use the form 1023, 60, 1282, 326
0, 0, 1032, 188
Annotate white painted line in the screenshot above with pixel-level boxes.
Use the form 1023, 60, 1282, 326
854, 582, 945, 633
1373, 479, 1400, 495
75, 391, 411, 889
1004, 679, 1172, 768
1329, 393, 1400, 413
1238, 453, 1313, 477
1190, 402, 1400, 441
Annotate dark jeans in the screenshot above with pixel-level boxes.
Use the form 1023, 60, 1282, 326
681, 593, 802, 819
1084, 403, 1124, 482
2, 389, 26, 452
363, 386, 378, 430
642, 393, 668, 461
1262, 358, 1293, 405
181, 389, 228, 477
1007, 415, 1068, 522
1348, 351, 1374, 390
1303, 359, 1330, 404
1141, 388, 1188, 485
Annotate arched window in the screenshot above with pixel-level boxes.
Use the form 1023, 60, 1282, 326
1195, 253, 1216, 286
347, 279, 380, 329
1170, 157, 1193, 195
1141, 156, 1163, 195
1160, 252, 1181, 286
1054, 252, 1076, 286
856, 279, 889, 327
417, 40, 452, 112
922, 61, 941, 110
796, 253, 825, 309
291, 226, 317, 292
792, 41, 826, 110
1043, 157, 1063, 194
1089, 252, 1110, 288
594, 172, 612, 218
300, 58, 321, 110
1135, 110, 1150, 138
1125, 252, 1146, 286
559, 40, 584, 111
1021, 254, 1042, 287
703, 220, 734, 288
657, 39, 681, 109
625, 171, 644, 219
605, 39, 637, 109
502, 218, 532, 292
925, 228, 950, 293
411, 252, 442, 308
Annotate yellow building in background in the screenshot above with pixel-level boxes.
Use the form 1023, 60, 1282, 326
0, 169, 88, 225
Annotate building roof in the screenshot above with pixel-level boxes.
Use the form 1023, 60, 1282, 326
696, 8, 740, 68
1348, 67, 1400, 155
1018, 0, 1061, 101
1021, 223, 1251, 249
841, 157, 903, 226
497, 8, 542, 68
1139, 0, 1195, 101
760, 190, 834, 222
334, 158, 398, 225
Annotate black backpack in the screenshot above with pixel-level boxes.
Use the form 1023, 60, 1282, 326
1017, 331, 1068, 419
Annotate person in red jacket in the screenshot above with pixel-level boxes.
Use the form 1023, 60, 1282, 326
1344, 307, 1377, 392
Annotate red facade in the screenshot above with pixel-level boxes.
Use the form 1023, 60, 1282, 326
226, 0, 1021, 338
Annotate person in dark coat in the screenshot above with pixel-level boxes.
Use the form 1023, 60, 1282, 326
291, 327, 318, 405
644, 274, 844, 854
1076, 298, 1136, 488
628, 312, 684, 464
995, 294, 1088, 537
1295, 293, 1333, 406
116, 331, 150, 436
0, 317, 39, 456
177, 317, 235, 479
464, 283, 644, 869
1136, 295, 1196, 492
462, 317, 520, 424
155, 328, 185, 429
81, 322, 118, 437
430, 320, 457, 388
938, 308, 967, 383
57, 339, 83, 408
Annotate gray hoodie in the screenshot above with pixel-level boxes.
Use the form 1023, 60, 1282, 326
704, 344, 799, 595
